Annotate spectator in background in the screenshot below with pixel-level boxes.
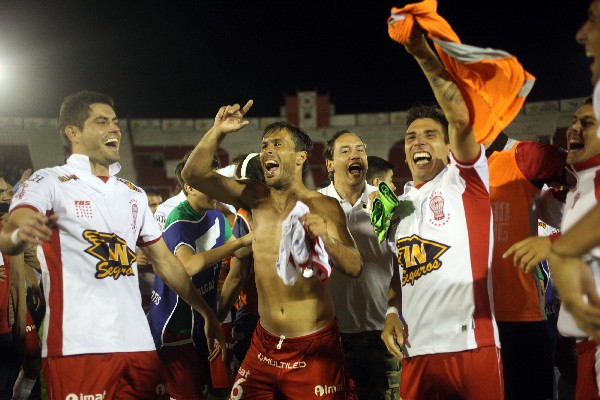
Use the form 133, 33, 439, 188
320, 132, 401, 399
366, 155, 397, 193
145, 188, 163, 215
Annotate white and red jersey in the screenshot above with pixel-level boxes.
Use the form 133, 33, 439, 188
557, 155, 600, 338
10, 154, 162, 357
392, 147, 499, 357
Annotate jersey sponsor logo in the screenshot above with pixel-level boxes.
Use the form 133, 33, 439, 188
198, 279, 215, 296
155, 383, 167, 396
115, 177, 141, 193
82, 230, 137, 280
396, 234, 450, 286
58, 174, 80, 182
150, 290, 161, 306
257, 352, 306, 369
130, 199, 138, 231
65, 391, 106, 400
428, 190, 451, 226
314, 382, 344, 397
75, 200, 93, 219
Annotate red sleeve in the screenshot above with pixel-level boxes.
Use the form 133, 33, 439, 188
548, 232, 561, 243
514, 141, 566, 183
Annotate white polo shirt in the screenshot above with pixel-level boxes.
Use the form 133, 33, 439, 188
11, 154, 162, 357
318, 182, 394, 333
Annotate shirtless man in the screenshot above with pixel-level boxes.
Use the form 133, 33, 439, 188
181, 104, 362, 399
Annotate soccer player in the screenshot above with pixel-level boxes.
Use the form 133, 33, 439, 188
181, 102, 362, 399
380, 25, 503, 399
0, 90, 225, 399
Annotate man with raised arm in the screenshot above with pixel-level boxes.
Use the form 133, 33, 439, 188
380, 25, 503, 399
181, 104, 362, 399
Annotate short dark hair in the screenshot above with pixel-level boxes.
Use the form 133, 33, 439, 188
366, 156, 395, 183
262, 122, 313, 176
145, 187, 161, 197
585, 96, 593, 106
406, 105, 449, 143
175, 151, 219, 191
323, 130, 365, 161
58, 90, 115, 149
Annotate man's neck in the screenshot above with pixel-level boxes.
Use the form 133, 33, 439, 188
269, 181, 310, 213
333, 181, 364, 205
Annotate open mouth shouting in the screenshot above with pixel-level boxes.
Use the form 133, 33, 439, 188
412, 151, 432, 166
264, 159, 280, 178
103, 137, 119, 150
348, 162, 364, 178
568, 136, 584, 152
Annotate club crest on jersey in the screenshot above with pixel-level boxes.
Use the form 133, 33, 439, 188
58, 174, 79, 182
428, 190, 450, 226
115, 177, 141, 193
396, 234, 450, 286
82, 230, 137, 280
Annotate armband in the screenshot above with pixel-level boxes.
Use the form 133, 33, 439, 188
386, 306, 399, 317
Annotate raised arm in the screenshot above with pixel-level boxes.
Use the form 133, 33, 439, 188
181, 101, 264, 210
405, 25, 478, 163
302, 197, 362, 278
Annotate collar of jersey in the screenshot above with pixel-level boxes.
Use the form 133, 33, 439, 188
67, 154, 121, 176
323, 181, 375, 208
572, 153, 600, 172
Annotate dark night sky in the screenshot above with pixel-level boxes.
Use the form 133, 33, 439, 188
0, 1, 592, 119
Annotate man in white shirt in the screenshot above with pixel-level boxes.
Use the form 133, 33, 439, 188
319, 130, 400, 399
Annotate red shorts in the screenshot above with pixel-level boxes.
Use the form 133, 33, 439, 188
576, 340, 600, 400
158, 341, 209, 400
42, 351, 163, 400
230, 319, 350, 400
401, 346, 504, 400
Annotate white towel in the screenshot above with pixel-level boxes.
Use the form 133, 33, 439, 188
276, 201, 331, 286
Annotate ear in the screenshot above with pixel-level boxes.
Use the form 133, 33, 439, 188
296, 151, 308, 167
325, 158, 334, 173
64, 125, 79, 144
183, 183, 195, 196
372, 177, 381, 187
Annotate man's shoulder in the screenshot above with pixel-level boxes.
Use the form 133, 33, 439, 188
113, 177, 144, 194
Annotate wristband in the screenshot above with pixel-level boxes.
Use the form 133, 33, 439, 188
10, 228, 22, 246
386, 306, 399, 317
